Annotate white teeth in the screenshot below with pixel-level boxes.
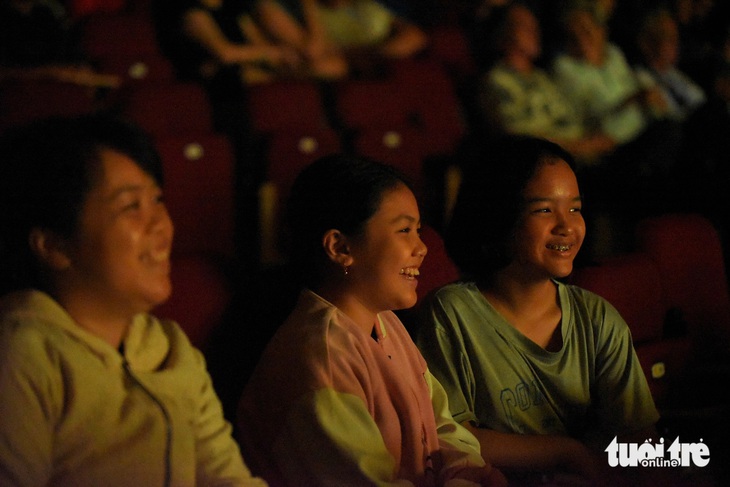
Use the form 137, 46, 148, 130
547, 244, 571, 251
400, 267, 420, 278
147, 248, 170, 263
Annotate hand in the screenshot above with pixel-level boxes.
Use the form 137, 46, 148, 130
266, 45, 302, 69
481, 464, 509, 487
51, 65, 121, 88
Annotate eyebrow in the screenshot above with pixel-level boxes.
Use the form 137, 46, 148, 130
389, 214, 419, 225
105, 183, 160, 203
107, 185, 143, 199
525, 195, 582, 204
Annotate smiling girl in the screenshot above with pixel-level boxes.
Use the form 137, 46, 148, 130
0, 115, 265, 487
416, 135, 660, 486
237, 154, 506, 486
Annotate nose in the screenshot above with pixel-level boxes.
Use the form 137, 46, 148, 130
151, 201, 174, 239
415, 237, 428, 258
554, 210, 575, 235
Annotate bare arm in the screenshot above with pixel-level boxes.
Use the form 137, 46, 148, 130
378, 18, 428, 59
463, 422, 600, 476
182, 8, 294, 66
256, 0, 310, 49
0, 65, 120, 88
255, 0, 346, 78
463, 422, 665, 486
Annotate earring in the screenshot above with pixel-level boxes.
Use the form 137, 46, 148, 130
344, 266, 349, 276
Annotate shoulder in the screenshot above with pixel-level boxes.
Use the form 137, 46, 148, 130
485, 64, 520, 88
263, 291, 371, 371
1, 291, 71, 353
604, 43, 632, 69
430, 281, 480, 306
0, 291, 74, 387
560, 282, 629, 334
561, 282, 615, 313
552, 52, 577, 71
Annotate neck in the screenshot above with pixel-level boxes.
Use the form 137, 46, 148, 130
481, 271, 562, 350
314, 282, 379, 336
584, 45, 606, 66
482, 270, 558, 316
649, 59, 670, 74
52, 287, 134, 348
504, 53, 534, 74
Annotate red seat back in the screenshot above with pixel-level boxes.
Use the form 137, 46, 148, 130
155, 134, 237, 258
635, 213, 730, 361
571, 253, 667, 344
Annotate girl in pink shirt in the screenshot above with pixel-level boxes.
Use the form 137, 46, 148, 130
237, 154, 506, 486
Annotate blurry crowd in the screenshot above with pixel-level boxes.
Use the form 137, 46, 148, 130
3, 0, 729, 248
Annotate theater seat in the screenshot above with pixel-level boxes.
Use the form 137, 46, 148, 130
155, 133, 237, 259
154, 255, 232, 350
571, 253, 692, 408
635, 213, 730, 365
118, 82, 215, 138
0, 80, 98, 133
259, 128, 342, 265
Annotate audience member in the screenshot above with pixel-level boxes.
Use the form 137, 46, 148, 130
552, 2, 683, 253
254, 0, 428, 78
635, 7, 706, 123
0, 114, 266, 486
479, 2, 615, 164
416, 135, 663, 487
552, 3, 668, 152
252, 0, 349, 79
0, 0, 119, 88
154, 0, 301, 87
237, 154, 506, 486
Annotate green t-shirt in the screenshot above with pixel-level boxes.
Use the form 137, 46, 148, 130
416, 280, 659, 449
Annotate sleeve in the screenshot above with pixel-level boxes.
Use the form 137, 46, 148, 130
551, 56, 595, 123
190, 348, 269, 487
270, 387, 414, 487
426, 371, 489, 487
0, 330, 59, 487
416, 295, 478, 426
590, 300, 660, 439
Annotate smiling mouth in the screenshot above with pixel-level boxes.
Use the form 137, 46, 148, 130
400, 267, 420, 279
547, 244, 572, 252
144, 247, 171, 265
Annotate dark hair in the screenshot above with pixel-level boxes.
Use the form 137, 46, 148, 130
490, 1, 536, 54
446, 135, 578, 283
0, 114, 163, 294
285, 153, 411, 287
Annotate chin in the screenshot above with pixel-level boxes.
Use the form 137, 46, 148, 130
551, 265, 574, 277
146, 285, 173, 310
392, 295, 418, 311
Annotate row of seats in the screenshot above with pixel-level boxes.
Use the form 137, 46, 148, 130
1, 7, 475, 350
1, 7, 474, 266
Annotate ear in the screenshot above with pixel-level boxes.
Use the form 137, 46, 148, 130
322, 229, 354, 268
28, 228, 72, 271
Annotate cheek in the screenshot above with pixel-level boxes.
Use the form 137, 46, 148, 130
98, 223, 143, 265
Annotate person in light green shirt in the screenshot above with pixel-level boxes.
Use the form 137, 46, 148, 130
416, 135, 661, 486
